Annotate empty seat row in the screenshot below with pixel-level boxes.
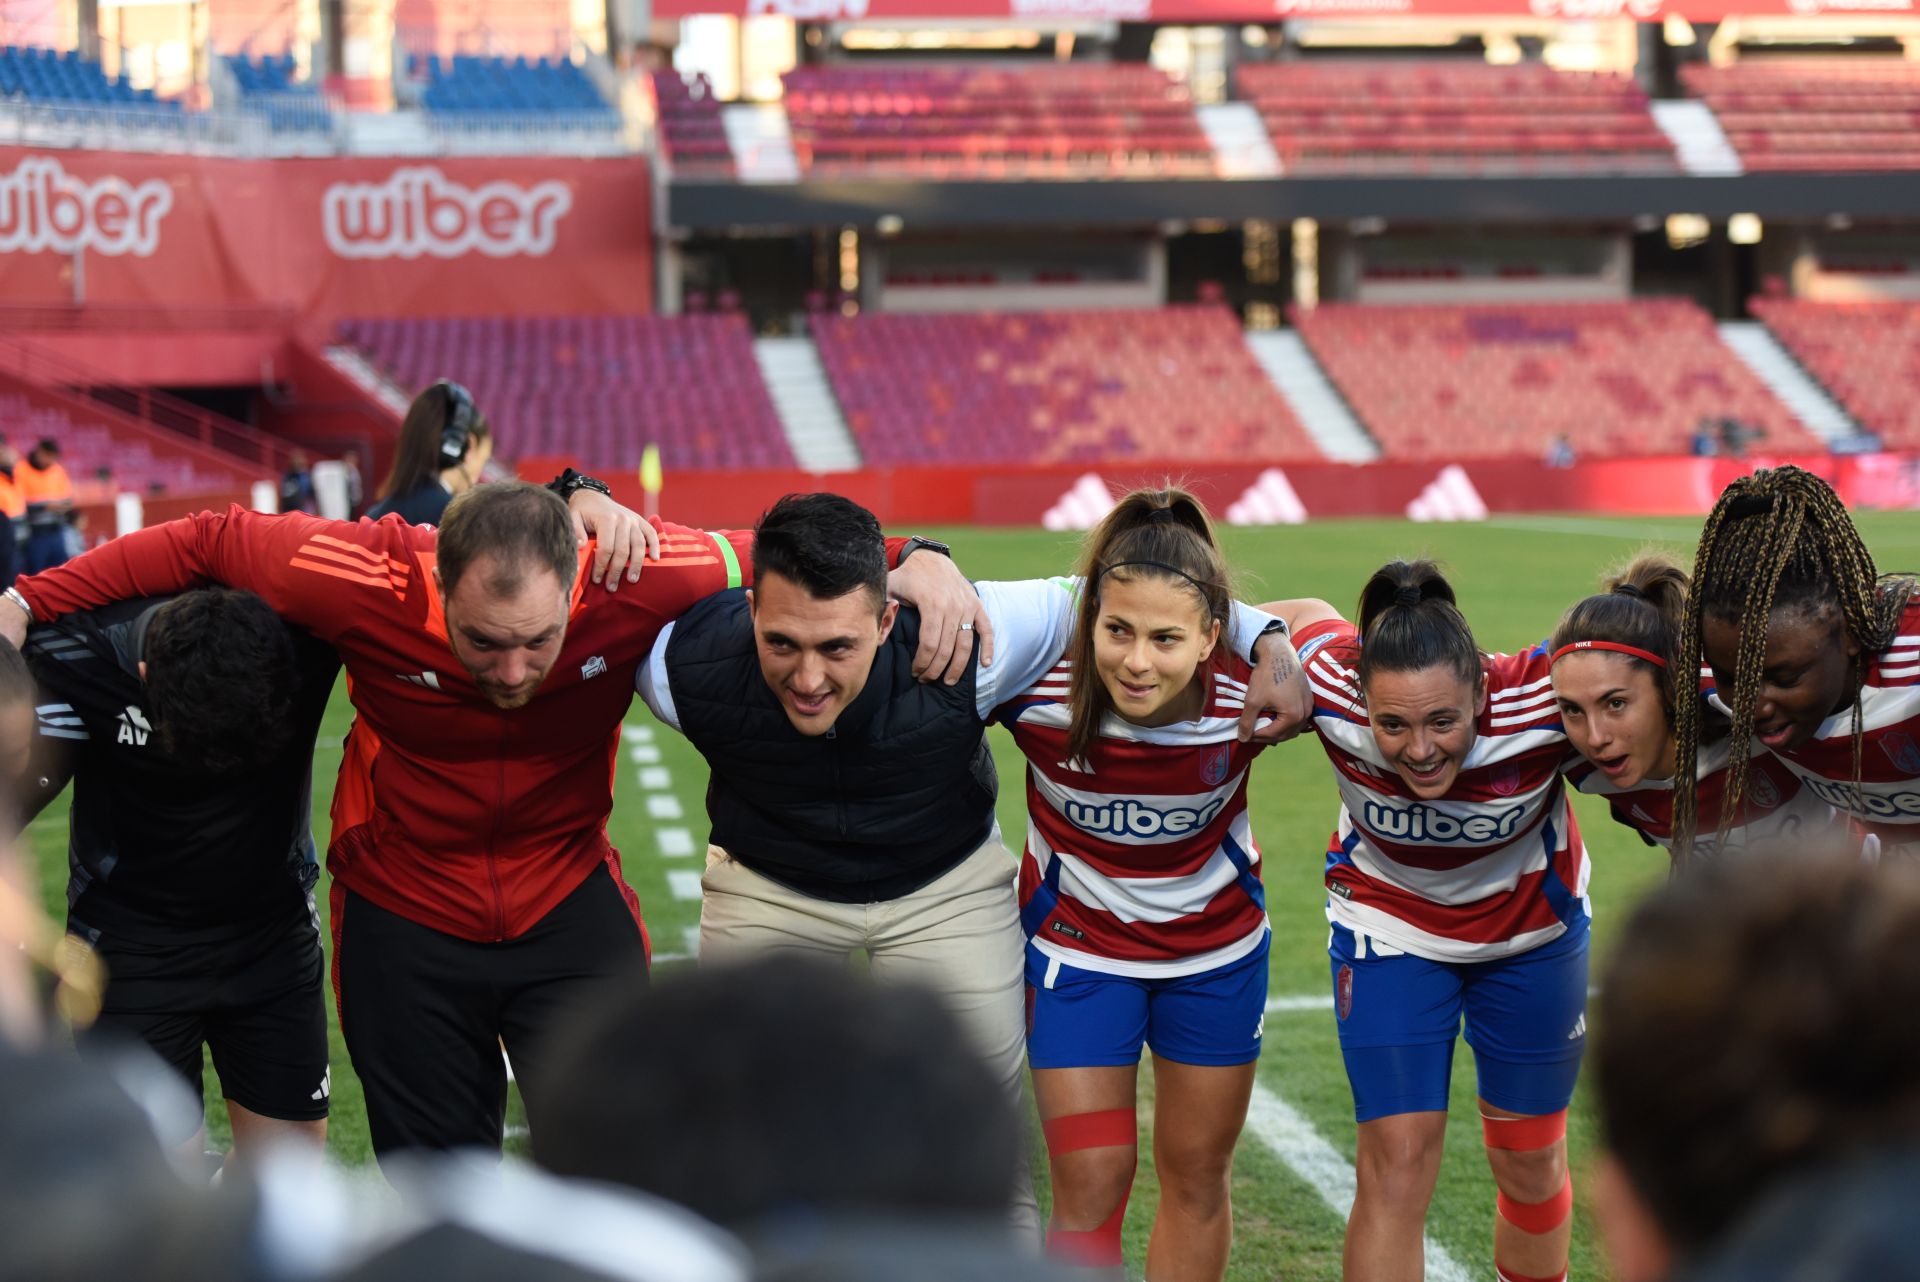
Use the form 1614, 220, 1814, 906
1293, 299, 1812, 460
337, 314, 793, 472
810, 306, 1316, 465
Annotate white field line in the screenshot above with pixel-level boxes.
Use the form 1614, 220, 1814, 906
666, 870, 703, 901
1243, 1083, 1475, 1282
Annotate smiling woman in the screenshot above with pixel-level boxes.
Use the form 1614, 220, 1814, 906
1266, 560, 1588, 1282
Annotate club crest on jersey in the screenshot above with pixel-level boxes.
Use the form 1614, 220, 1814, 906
1490, 763, 1524, 797
1336, 964, 1354, 1021
1744, 770, 1781, 810
1200, 745, 1231, 787
1882, 731, 1920, 776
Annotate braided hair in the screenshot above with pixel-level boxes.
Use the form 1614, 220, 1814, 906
1673, 466, 1915, 860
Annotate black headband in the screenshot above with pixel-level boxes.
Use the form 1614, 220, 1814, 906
1097, 560, 1215, 595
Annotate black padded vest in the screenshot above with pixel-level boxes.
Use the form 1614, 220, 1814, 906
664, 589, 998, 904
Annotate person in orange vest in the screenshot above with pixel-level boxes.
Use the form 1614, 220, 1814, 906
15, 439, 73, 575
0, 439, 23, 590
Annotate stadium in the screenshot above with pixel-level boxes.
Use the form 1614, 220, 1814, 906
3, 0, 1920, 1277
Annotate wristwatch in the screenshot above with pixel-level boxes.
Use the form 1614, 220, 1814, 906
1249, 616, 1290, 663
900, 536, 953, 562
549, 468, 613, 502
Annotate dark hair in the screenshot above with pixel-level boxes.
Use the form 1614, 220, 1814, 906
436, 481, 578, 598
378, 382, 492, 503
1354, 560, 1480, 691
531, 958, 1018, 1236
1675, 466, 1915, 859
1549, 553, 1690, 718
144, 589, 298, 775
1066, 487, 1231, 764
752, 493, 888, 610
30, 439, 58, 460
1595, 846, 1920, 1257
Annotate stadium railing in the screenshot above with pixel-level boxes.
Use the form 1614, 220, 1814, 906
0, 332, 298, 474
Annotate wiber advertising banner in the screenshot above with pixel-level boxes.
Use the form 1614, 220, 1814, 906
0, 149, 654, 320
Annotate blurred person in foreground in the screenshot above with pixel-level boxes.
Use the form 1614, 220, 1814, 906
366, 381, 494, 526
1592, 845, 1920, 1282
533, 956, 1078, 1278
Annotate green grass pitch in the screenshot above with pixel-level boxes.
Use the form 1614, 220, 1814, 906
25, 511, 1920, 1279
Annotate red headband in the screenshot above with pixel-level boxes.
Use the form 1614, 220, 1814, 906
1549, 640, 1668, 668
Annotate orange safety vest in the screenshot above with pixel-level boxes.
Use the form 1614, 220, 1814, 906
15, 460, 72, 506
0, 471, 23, 520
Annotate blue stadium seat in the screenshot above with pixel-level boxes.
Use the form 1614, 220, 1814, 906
0, 43, 181, 112
416, 52, 618, 125
222, 51, 332, 133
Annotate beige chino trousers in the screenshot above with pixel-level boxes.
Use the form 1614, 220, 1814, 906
700, 837, 1041, 1243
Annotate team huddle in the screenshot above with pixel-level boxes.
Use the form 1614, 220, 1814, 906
1, 458, 1909, 1282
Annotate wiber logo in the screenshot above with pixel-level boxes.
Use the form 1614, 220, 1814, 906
1066, 796, 1226, 840
1363, 799, 1526, 844
322, 167, 573, 260
0, 156, 173, 258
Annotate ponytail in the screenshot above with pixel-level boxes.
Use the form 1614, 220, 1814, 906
1066, 487, 1232, 764
1355, 560, 1480, 690
1549, 553, 1690, 719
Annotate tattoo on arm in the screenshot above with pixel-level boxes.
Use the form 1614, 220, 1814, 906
1270, 651, 1296, 683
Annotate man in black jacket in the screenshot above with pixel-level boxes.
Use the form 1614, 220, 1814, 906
22, 588, 338, 1162
635, 494, 1308, 1240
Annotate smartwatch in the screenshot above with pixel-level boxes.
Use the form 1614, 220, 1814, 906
549, 468, 613, 502
1249, 616, 1290, 663
900, 536, 953, 563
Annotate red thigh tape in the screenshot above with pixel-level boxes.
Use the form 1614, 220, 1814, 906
1481, 1109, 1567, 1152
1043, 1107, 1137, 1154
1497, 1175, 1573, 1236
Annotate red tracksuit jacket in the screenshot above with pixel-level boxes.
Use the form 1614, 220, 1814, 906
17, 505, 764, 945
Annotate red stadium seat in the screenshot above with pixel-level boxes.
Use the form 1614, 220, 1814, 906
1752, 299, 1920, 446
1234, 60, 1678, 177
781, 65, 1216, 180
1683, 59, 1920, 172
809, 305, 1317, 465
1291, 300, 1814, 460
336, 314, 794, 472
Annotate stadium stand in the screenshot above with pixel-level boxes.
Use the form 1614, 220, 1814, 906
1293, 300, 1813, 459
336, 314, 795, 470
810, 305, 1316, 464
1681, 59, 1920, 172
223, 52, 333, 134
651, 70, 733, 175
418, 53, 618, 125
0, 43, 172, 109
1234, 60, 1675, 175
1751, 299, 1920, 447
780, 64, 1215, 179
0, 392, 236, 497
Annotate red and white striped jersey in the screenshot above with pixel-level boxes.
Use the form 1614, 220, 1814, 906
1743, 596, 1920, 853
997, 649, 1271, 979
1297, 618, 1589, 963
1565, 730, 1838, 859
